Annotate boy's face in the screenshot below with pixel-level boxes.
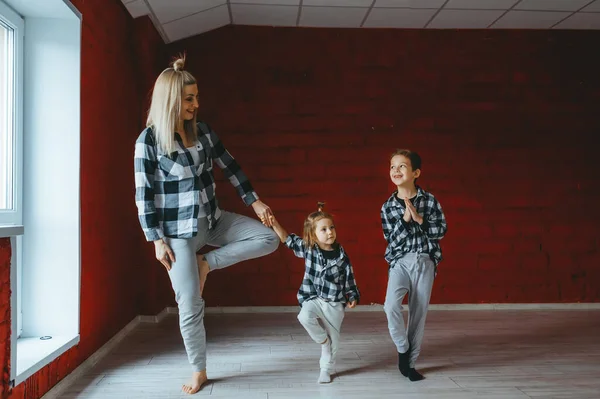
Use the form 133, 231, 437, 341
390, 155, 420, 187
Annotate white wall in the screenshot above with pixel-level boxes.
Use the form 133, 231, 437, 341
21, 14, 81, 337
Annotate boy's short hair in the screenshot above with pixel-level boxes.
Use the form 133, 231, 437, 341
390, 149, 421, 171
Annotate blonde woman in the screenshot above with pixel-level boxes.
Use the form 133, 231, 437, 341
134, 56, 279, 394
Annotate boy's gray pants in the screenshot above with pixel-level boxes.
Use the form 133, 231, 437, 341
384, 253, 436, 368
164, 211, 279, 372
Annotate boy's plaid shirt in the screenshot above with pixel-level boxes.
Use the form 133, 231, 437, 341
284, 234, 360, 306
134, 121, 258, 241
381, 186, 447, 267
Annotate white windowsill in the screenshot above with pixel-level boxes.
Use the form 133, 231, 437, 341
0, 225, 24, 238
14, 334, 79, 386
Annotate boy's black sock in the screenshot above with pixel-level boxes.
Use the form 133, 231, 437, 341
408, 368, 424, 381
398, 350, 410, 376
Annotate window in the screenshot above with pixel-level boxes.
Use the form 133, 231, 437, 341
0, 23, 12, 210
2, 0, 82, 388
0, 0, 22, 230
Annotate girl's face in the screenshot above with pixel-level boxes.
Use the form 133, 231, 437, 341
180, 84, 199, 121
314, 218, 336, 249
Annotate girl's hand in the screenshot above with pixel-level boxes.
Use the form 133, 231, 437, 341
154, 239, 175, 271
348, 300, 357, 309
252, 200, 274, 227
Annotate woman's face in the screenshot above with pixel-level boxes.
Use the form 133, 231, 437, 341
180, 84, 199, 121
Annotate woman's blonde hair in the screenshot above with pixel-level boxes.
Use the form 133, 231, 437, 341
146, 55, 198, 154
303, 202, 334, 248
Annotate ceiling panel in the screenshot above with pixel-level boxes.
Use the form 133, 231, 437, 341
515, 0, 592, 12
299, 6, 368, 27
364, 8, 437, 27
374, 0, 446, 8
429, 9, 504, 28
554, 11, 600, 28
162, 4, 230, 41
120, 0, 600, 43
491, 10, 570, 28
444, 0, 518, 9
231, 4, 299, 26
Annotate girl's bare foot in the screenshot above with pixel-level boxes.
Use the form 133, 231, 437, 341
196, 255, 210, 295
182, 370, 207, 394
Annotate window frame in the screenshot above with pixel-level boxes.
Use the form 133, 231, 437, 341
0, 0, 23, 232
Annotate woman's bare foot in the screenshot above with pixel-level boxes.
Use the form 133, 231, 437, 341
196, 255, 210, 295
182, 370, 207, 394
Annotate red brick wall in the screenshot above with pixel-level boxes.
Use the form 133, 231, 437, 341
1, 238, 11, 397
168, 26, 600, 306
0, 0, 164, 397
2, 19, 600, 399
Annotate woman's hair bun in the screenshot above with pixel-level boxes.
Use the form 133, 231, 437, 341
172, 56, 185, 72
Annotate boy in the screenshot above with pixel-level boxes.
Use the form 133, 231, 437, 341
381, 149, 447, 381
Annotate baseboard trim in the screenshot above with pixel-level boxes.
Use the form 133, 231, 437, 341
137, 306, 177, 323
202, 303, 600, 313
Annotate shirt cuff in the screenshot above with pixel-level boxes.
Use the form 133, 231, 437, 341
243, 191, 259, 206
284, 234, 295, 249
145, 228, 164, 242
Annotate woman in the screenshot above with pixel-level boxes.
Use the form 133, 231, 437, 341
134, 56, 279, 394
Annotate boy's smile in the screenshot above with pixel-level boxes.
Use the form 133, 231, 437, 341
390, 154, 420, 186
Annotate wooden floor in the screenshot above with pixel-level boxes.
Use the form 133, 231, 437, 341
56, 310, 600, 398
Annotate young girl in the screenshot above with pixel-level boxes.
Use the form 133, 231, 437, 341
268, 203, 360, 384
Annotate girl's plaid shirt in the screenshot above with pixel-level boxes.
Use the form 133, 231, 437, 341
285, 234, 360, 306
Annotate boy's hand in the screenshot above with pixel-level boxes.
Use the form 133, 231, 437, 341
348, 300, 357, 309
404, 198, 423, 225
403, 201, 412, 222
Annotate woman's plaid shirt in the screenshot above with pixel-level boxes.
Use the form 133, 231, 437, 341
285, 234, 360, 306
381, 187, 447, 267
134, 122, 258, 241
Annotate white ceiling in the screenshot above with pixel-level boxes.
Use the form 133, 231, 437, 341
121, 0, 600, 43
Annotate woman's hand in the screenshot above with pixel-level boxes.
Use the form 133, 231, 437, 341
154, 239, 175, 271
348, 300, 357, 309
252, 200, 274, 227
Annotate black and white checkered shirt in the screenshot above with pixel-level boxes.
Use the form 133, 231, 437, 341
381, 186, 447, 267
134, 121, 258, 241
285, 234, 360, 306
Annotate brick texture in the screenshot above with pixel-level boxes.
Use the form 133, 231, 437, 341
166, 26, 600, 307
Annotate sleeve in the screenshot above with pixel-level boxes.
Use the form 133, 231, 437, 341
284, 233, 308, 259
202, 122, 258, 206
134, 129, 164, 241
419, 196, 447, 241
381, 203, 413, 247
343, 256, 360, 304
